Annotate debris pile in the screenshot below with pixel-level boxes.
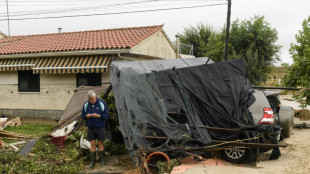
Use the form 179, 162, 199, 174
0, 118, 8, 130
50, 120, 77, 148
295, 109, 310, 120
110, 58, 282, 171
294, 122, 310, 129
0, 117, 23, 130
5, 117, 23, 127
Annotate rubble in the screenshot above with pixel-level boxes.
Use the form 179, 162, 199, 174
295, 109, 310, 120
0, 118, 8, 130
50, 120, 77, 148
9, 141, 27, 152
0, 117, 23, 130
293, 122, 310, 129
5, 117, 23, 127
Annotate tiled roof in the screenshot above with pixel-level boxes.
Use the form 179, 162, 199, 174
0, 25, 163, 55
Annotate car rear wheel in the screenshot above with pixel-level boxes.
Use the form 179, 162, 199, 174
281, 118, 292, 138
221, 147, 248, 163
279, 107, 294, 138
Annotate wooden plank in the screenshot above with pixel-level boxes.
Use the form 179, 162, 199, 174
145, 136, 287, 149
212, 140, 287, 148
198, 126, 245, 133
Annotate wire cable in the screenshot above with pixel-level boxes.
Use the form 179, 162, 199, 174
0, 0, 223, 13
0, 2, 227, 21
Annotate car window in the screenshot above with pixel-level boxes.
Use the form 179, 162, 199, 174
267, 96, 281, 113
248, 90, 271, 124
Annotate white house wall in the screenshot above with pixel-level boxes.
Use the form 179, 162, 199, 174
0, 72, 75, 111
131, 30, 176, 59
0, 72, 110, 119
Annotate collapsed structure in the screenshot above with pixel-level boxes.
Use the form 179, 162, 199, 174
110, 58, 280, 166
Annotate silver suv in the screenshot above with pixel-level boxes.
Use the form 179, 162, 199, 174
221, 90, 294, 163
250, 90, 294, 138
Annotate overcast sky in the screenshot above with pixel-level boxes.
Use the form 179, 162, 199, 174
0, 0, 309, 66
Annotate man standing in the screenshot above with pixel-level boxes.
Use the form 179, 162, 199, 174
81, 90, 109, 168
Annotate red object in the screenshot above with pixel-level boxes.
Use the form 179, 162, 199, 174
0, 25, 163, 55
0, 140, 3, 149
51, 136, 68, 148
146, 151, 170, 173
259, 107, 275, 125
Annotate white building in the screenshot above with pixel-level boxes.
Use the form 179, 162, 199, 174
0, 25, 177, 119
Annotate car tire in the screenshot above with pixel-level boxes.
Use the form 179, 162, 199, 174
269, 147, 281, 160
221, 147, 248, 163
279, 107, 294, 138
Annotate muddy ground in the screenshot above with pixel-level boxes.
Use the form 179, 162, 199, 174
83, 118, 310, 174
172, 117, 310, 174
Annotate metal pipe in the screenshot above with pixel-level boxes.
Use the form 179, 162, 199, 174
224, 0, 231, 60
0, 49, 130, 59
212, 140, 287, 148
252, 86, 301, 90
6, 0, 10, 36
199, 126, 244, 133
145, 136, 287, 148
175, 34, 180, 59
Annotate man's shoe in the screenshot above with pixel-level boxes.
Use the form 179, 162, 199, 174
99, 151, 105, 166
87, 152, 96, 168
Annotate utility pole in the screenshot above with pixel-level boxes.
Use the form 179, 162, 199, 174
224, 0, 231, 60
6, 0, 11, 36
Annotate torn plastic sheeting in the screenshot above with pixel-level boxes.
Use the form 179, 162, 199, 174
51, 120, 77, 137
51, 120, 77, 148
80, 134, 91, 149
110, 58, 258, 163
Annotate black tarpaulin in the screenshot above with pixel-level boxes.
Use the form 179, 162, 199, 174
110, 58, 258, 163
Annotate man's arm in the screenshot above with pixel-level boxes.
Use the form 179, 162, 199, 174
81, 102, 92, 119
99, 102, 109, 120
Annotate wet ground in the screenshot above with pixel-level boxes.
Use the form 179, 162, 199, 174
83, 155, 138, 174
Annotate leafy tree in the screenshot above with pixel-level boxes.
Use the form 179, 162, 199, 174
179, 23, 214, 57
209, 16, 280, 85
283, 16, 310, 107
179, 16, 280, 85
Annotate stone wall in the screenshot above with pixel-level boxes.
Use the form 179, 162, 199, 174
0, 108, 63, 120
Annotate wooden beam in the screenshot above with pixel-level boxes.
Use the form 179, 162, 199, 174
212, 140, 287, 148
145, 136, 287, 149
199, 126, 244, 133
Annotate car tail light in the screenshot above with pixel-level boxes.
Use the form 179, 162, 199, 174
259, 107, 275, 125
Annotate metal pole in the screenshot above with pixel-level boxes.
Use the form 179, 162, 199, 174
224, 0, 231, 60
6, 0, 11, 36
175, 34, 180, 59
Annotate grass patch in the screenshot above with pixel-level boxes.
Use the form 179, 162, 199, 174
0, 133, 85, 173
4, 123, 53, 136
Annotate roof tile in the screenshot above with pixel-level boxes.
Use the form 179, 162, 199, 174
0, 25, 163, 55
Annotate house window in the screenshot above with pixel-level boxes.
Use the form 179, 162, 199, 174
76, 73, 102, 87
18, 70, 40, 92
